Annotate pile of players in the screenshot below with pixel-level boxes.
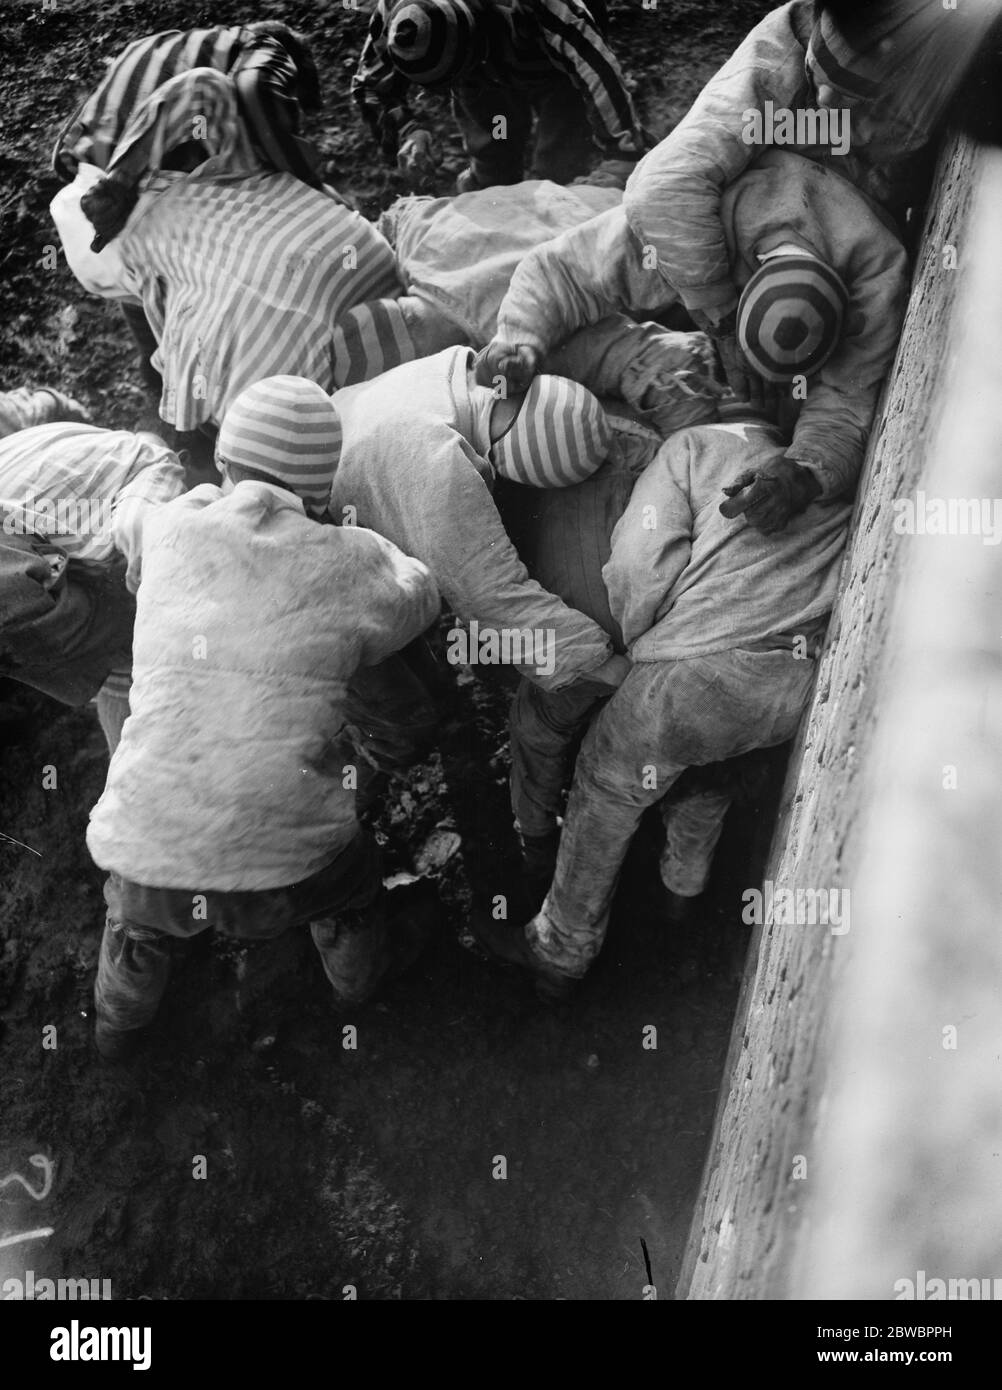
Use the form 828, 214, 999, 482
0, 0, 992, 1059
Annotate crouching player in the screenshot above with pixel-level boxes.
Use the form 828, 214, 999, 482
476, 415, 854, 997
481, 149, 910, 520
85, 377, 440, 1060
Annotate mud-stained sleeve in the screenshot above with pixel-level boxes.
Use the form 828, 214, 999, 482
787, 228, 910, 499
337, 525, 441, 670
622, 4, 806, 321
111, 451, 187, 594
409, 433, 616, 689
603, 435, 694, 649
495, 206, 660, 355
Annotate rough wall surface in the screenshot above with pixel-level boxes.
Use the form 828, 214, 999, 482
797, 150, 1002, 1301
678, 135, 998, 1300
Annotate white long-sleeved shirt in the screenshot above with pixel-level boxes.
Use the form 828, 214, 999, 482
87, 482, 440, 891
328, 346, 615, 690
604, 421, 853, 661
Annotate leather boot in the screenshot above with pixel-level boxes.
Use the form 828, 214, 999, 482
311, 881, 437, 1006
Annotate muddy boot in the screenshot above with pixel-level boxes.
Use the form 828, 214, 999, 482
93, 917, 171, 1062
470, 909, 577, 1003
311, 882, 437, 1007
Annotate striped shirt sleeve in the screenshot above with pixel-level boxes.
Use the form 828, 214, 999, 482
120, 174, 403, 431
103, 68, 260, 184
530, 0, 648, 158
0, 389, 89, 439
230, 39, 323, 186
52, 26, 319, 185
53, 28, 237, 175
0, 425, 182, 566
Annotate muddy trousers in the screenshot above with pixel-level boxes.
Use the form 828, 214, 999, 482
452, 75, 596, 187
510, 679, 737, 896
95, 830, 382, 1033
511, 678, 741, 896
509, 676, 614, 840
658, 789, 734, 898
119, 300, 163, 395
527, 649, 816, 977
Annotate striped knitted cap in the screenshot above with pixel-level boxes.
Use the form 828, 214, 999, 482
217, 376, 341, 506
385, 0, 483, 86
806, 10, 886, 99
330, 298, 418, 387
736, 255, 849, 384
490, 375, 611, 489
808, 2, 996, 130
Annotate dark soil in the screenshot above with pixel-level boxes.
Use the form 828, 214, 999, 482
1, 0, 777, 1301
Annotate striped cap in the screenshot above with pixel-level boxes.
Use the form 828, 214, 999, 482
806, 12, 886, 99
385, 0, 483, 86
736, 256, 849, 383
807, 3, 994, 134
490, 375, 611, 489
217, 376, 342, 507
330, 298, 418, 387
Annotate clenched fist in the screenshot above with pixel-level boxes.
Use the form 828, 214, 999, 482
397, 128, 438, 187
80, 176, 138, 253
719, 457, 822, 534
474, 339, 541, 395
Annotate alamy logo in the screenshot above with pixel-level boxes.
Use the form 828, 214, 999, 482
741, 101, 850, 155
446, 620, 555, 677
50, 1319, 151, 1371
1, 493, 114, 537
895, 1271, 1002, 1300
892, 491, 1002, 545
2, 1269, 111, 1300
741, 879, 850, 934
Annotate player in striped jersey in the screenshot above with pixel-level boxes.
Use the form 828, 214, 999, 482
328, 344, 629, 695
115, 168, 403, 435
0, 386, 90, 439
69, 70, 403, 435
52, 21, 323, 188
352, 0, 649, 191
0, 421, 186, 744
52, 24, 324, 402
0, 422, 185, 582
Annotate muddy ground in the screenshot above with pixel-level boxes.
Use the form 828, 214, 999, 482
1, 0, 778, 1301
